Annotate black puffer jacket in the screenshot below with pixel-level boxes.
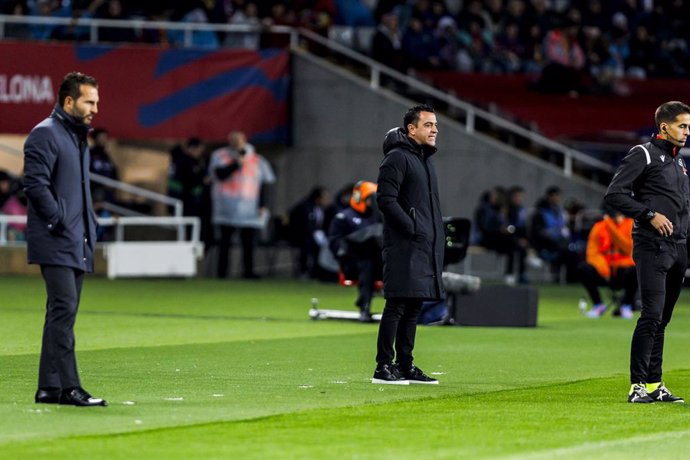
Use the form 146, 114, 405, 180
376, 127, 444, 300
605, 136, 690, 242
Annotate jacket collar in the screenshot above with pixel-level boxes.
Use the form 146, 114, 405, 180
383, 127, 437, 159
652, 134, 680, 157
51, 104, 90, 140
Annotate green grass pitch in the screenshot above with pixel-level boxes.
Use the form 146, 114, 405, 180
2, 276, 690, 459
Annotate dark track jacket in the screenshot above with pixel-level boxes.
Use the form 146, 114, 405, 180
376, 127, 444, 300
23, 104, 97, 271
605, 136, 690, 242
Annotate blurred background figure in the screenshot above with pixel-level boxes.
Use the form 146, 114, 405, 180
580, 205, 637, 319
530, 186, 571, 283
328, 181, 383, 322
287, 185, 333, 280
0, 169, 27, 241
88, 128, 118, 240
168, 136, 210, 244
210, 130, 275, 280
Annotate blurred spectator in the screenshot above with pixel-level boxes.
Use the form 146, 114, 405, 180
210, 130, 276, 279
533, 15, 587, 95
88, 128, 118, 210
402, 16, 442, 70
287, 185, 333, 279
168, 136, 207, 218
581, 206, 637, 319
29, 0, 70, 40
325, 181, 355, 230
473, 186, 527, 285
2, 0, 32, 39
168, 4, 220, 49
530, 186, 570, 283
328, 180, 382, 322
0, 170, 27, 241
95, 0, 137, 43
371, 12, 405, 73
506, 185, 529, 284
333, 0, 374, 27
224, 2, 261, 49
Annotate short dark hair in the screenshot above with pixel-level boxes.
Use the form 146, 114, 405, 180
655, 101, 690, 129
58, 71, 98, 106
403, 104, 435, 131
546, 186, 561, 197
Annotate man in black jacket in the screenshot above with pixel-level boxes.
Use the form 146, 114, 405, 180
24, 72, 107, 407
605, 100, 690, 404
372, 104, 444, 385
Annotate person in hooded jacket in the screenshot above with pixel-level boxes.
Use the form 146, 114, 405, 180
23, 72, 107, 407
605, 100, 690, 404
372, 104, 444, 385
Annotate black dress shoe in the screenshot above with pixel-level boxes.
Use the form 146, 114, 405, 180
35, 388, 61, 404
60, 387, 108, 407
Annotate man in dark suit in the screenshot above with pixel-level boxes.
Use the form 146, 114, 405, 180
23, 72, 107, 407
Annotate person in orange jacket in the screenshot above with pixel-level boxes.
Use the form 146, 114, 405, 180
581, 206, 638, 319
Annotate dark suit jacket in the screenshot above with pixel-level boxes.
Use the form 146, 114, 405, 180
23, 104, 97, 271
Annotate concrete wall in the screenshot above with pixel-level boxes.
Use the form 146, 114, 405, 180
270, 50, 606, 218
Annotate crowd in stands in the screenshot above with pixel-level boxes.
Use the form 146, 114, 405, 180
3, 0, 688, 83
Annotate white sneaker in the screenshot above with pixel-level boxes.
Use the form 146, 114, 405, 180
586, 304, 607, 318
620, 304, 633, 319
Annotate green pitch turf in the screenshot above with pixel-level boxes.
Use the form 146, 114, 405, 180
2, 276, 690, 459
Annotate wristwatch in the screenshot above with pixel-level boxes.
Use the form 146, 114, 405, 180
644, 210, 656, 221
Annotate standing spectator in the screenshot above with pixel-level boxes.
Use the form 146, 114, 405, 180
224, 2, 261, 49
168, 136, 207, 219
23, 72, 106, 406
210, 130, 275, 279
373, 104, 444, 385
506, 185, 529, 284
288, 185, 333, 279
371, 12, 406, 73
530, 186, 570, 282
0, 170, 27, 240
605, 101, 690, 404
533, 16, 587, 94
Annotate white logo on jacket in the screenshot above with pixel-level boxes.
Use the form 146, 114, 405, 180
660, 155, 665, 162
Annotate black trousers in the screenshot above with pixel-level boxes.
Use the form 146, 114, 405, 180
578, 262, 637, 305
376, 298, 423, 368
630, 240, 687, 384
217, 225, 257, 278
38, 265, 84, 390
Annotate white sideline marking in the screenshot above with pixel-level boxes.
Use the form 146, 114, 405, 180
506, 429, 690, 459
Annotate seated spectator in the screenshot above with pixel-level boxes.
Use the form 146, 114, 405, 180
530, 186, 571, 283
474, 186, 527, 285
581, 206, 637, 319
95, 0, 137, 43
168, 6, 220, 49
224, 2, 261, 49
328, 181, 383, 322
288, 185, 333, 279
532, 16, 587, 95
402, 16, 442, 70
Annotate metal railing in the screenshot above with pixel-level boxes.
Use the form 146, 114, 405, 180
0, 214, 200, 246
0, 14, 295, 47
